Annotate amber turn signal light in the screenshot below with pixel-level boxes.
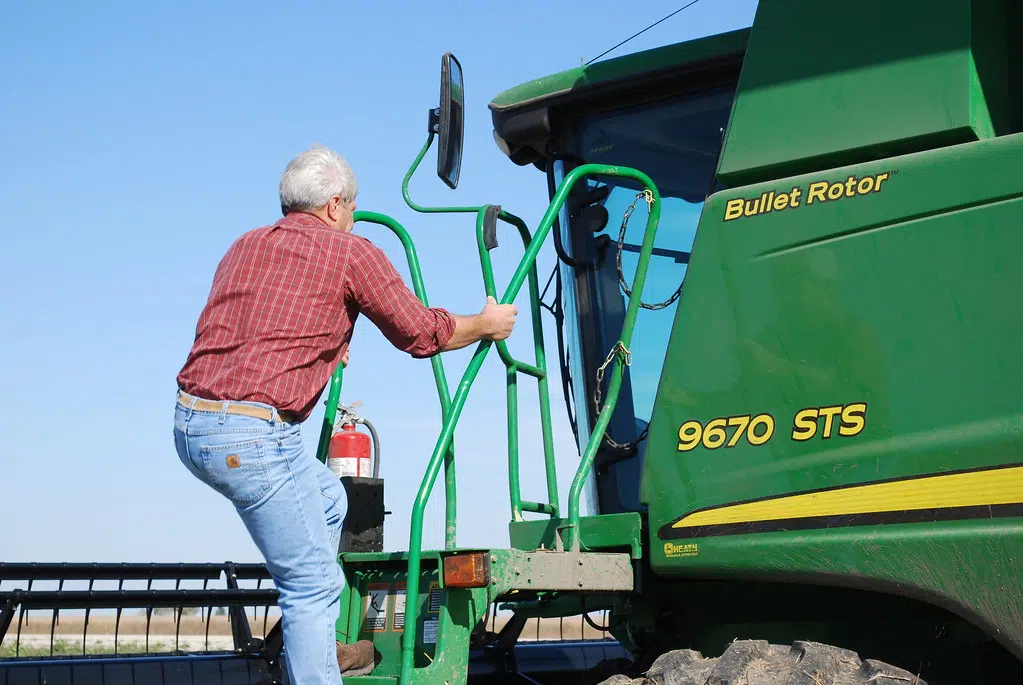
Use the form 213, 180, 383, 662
442, 552, 489, 588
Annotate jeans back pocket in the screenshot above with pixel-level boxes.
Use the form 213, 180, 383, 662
200, 437, 272, 507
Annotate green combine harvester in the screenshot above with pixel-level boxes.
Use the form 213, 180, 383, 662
4, 0, 1023, 683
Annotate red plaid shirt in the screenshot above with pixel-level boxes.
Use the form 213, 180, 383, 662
177, 212, 456, 421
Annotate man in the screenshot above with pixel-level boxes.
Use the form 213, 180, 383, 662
173, 145, 517, 682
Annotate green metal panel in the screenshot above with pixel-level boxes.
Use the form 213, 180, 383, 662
642, 131, 1023, 657
337, 552, 489, 682
716, 0, 1011, 186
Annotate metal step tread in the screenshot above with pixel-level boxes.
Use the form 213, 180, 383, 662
492, 548, 634, 592
341, 547, 634, 593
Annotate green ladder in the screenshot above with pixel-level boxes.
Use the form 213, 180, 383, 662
316, 132, 662, 684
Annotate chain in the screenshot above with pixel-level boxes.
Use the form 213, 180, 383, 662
592, 343, 629, 427
587, 189, 677, 453
616, 190, 683, 311
592, 342, 648, 452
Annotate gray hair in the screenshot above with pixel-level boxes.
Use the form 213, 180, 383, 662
278, 145, 358, 215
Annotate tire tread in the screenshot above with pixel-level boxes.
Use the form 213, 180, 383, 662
599, 640, 925, 685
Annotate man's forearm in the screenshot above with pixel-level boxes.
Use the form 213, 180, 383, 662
441, 314, 491, 352
435, 297, 517, 353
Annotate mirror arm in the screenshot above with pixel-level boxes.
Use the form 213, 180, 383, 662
401, 127, 445, 214
400, 127, 489, 217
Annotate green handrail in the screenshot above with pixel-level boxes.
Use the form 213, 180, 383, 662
315, 366, 344, 464
564, 184, 660, 552
353, 211, 460, 548
474, 208, 559, 521
403, 130, 560, 520
401, 131, 561, 532
398, 163, 661, 683
312, 211, 460, 549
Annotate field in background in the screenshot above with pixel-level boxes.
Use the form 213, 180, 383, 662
2, 612, 613, 657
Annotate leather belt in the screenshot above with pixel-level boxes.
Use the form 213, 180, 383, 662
177, 391, 292, 422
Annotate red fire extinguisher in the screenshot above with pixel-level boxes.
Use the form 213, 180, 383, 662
328, 423, 373, 478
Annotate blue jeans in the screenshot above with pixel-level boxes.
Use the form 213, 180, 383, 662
173, 392, 347, 685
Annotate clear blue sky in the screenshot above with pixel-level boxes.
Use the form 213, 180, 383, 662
0, 0, 758, 564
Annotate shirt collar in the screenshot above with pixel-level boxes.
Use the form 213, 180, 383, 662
276, 212, 332, 230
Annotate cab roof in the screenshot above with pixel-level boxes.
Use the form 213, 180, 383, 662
487, 28, 748, 166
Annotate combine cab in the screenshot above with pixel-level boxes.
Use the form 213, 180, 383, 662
7, 1, 1023, 683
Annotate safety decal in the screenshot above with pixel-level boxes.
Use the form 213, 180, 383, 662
392, 583, 407, 632
419, 581, 443, 643
423, 618, 439, 645
363, 583, 390, 632
426, 581, 443, 614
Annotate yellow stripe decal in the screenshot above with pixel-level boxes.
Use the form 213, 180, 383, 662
672, 466, 1023, 530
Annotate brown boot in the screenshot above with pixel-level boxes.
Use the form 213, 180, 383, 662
336, 639, 376, 676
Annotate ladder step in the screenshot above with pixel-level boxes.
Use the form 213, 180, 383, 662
493, 549, 634, 592
336, 548, 634, 683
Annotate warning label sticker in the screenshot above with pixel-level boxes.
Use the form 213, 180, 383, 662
363, 584, 389, 632
423, 618, 439, 644
427, 582, 443, 614
392, 584, 407, 631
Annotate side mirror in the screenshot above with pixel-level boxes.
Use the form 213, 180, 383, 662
437, 53, 464, 190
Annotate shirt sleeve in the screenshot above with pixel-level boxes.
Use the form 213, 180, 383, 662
344, 236, 457, 358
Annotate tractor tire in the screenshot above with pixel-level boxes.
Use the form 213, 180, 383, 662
597, 639, 926, 685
